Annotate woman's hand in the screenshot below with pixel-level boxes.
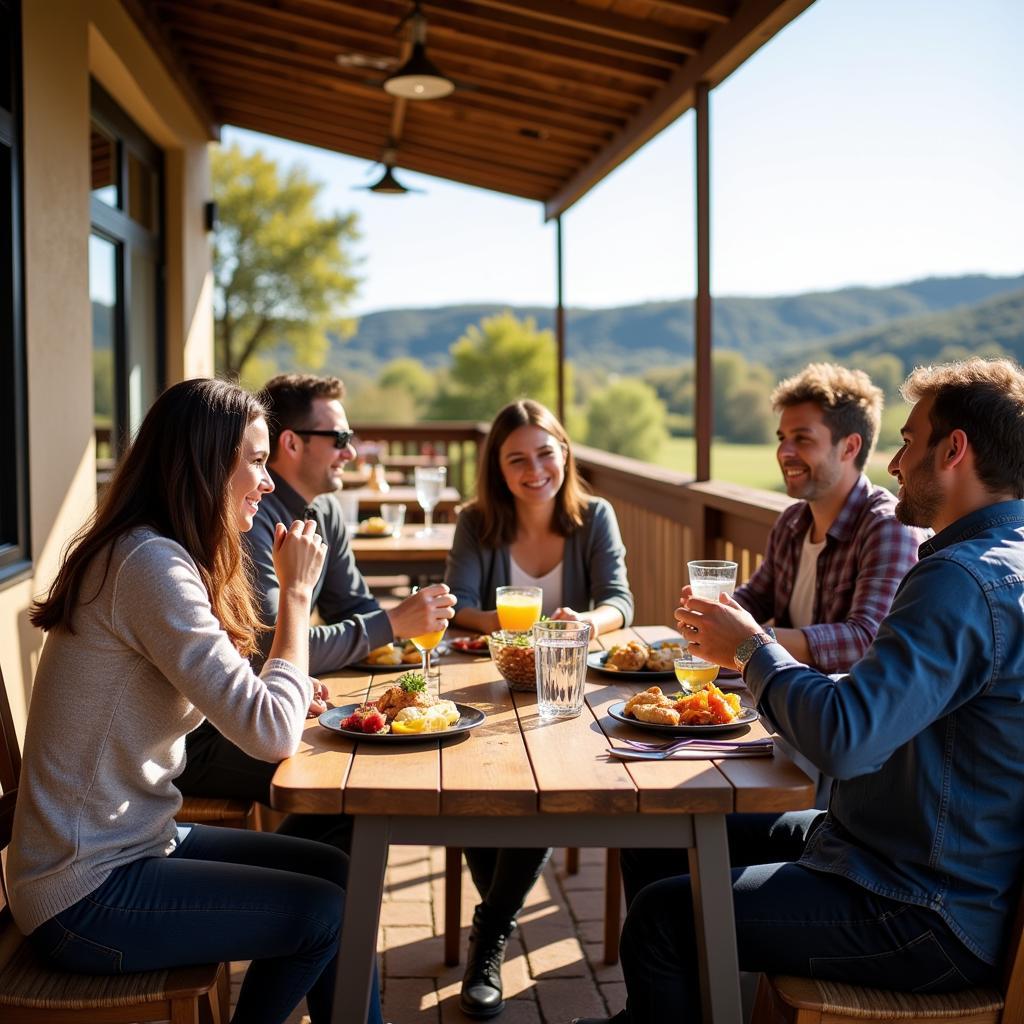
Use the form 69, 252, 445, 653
306, 678, 329, 718
272, 519, 327, 596
550, 607, 581, 621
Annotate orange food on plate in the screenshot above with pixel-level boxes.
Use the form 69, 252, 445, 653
672, 685, 742, 725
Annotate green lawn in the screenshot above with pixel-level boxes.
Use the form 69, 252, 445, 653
651, 437, 898, 494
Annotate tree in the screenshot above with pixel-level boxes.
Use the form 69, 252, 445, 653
428, 312, 561, 420
212, 143, 361, 380
584, 378, 669, 460
378, 357, 437, 410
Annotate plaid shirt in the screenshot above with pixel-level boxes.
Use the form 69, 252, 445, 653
733, 474, 926, 673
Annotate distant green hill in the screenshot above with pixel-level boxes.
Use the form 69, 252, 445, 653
794, 287, 1024, 368
325, 273, 1024, 376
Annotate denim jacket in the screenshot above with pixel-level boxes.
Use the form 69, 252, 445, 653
746, 500, 1024, 965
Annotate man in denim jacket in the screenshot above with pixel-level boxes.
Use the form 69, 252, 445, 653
579, 358, 1024, 1024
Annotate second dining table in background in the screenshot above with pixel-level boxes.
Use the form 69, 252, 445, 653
348, 522, 456, 581
271, 624, 815, 1024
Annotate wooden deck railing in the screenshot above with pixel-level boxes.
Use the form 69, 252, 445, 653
94, 421, 793, 620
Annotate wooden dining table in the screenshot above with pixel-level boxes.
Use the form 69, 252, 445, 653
270, 624, 815, 1024
346, 484, 462, 521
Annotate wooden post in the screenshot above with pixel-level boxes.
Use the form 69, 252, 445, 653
694, 82, 712, 482
555, 214, 566, 425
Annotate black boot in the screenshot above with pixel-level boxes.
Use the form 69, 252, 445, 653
459, 904, 516, 1018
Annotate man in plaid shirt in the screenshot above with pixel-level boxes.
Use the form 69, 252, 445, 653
733, 363, 925, 673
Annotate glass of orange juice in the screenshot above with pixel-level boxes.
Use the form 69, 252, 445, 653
410, 624, 448, 697
495, 586, 543, 633
673, 651, 719, 691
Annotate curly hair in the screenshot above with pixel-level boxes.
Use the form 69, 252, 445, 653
901, 358, 1024, 498
771, 363, 883, 470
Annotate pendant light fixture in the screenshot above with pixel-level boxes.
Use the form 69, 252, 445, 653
383, 2, 454, 100
368, 165, 411, 194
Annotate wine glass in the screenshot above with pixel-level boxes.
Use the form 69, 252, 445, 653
414, 465, 446, 538
409, 587, 448, 698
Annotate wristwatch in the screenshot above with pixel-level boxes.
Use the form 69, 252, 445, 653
734, 626, 777, 673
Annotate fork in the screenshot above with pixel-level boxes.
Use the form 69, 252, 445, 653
623, 736, 773, 752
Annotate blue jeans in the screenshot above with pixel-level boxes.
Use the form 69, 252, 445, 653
29, 824, 383, 1024
615, 812, 998, 1024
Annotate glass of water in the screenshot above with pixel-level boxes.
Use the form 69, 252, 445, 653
414, 465, 446, 537
532, 620, 592, 720
687, 559, 738, 601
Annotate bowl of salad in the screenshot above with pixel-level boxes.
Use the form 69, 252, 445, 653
488, 629, 537, 691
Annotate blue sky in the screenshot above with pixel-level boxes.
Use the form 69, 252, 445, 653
223, 0, 1024, 316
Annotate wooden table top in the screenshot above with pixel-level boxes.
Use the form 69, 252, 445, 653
271, 624, 815, 819
349, 523, 456, 563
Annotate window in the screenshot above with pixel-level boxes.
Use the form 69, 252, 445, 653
89, 82, 163, 463
0, 0, 29, 583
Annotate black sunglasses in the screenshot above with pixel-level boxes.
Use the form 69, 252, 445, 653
293, 429, 354, 450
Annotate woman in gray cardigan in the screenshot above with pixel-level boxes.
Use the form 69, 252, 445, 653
10, 380, 383, 1024
445, 400, 634, 1018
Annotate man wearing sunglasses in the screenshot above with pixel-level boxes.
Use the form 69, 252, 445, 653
177, 373, 456, 822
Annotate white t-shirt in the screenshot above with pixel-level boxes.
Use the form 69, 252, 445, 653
787, 532, 827, 628
509, 556, 563, 615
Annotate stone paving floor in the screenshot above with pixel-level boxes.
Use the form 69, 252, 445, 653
230, 846, 625, 1024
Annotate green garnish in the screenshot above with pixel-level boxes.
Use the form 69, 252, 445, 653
397, 671, 427, 693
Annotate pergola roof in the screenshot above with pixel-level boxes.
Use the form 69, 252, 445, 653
130, 0, 814, 217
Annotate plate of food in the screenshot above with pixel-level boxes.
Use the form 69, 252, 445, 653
352, 516, 397, 539
352, 640, 441, 672
607, 685, 758, 735
448, 634, 490, 654
318, 672, 485, 743
587, 639, 687, 680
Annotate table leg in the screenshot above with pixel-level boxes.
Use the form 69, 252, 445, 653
688, 814, 742, 1024
333, 815, 390, 1024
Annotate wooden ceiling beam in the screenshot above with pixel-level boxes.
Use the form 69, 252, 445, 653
200, 72, 583, 174
415, 0, 693, 65
176, 36, 625, 140
215, 105, 553, 200
544, 0, 816, 218
636, 0, 735, 23
163, 9, 652, 110
443, 0, 704, 52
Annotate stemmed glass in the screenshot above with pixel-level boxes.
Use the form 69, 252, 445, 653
414, 465, 446, 538
409, 586, 448, 698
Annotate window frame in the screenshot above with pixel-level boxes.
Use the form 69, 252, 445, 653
0, 0, 30, 586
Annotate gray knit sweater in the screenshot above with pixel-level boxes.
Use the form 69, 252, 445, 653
7, 529, 311, 934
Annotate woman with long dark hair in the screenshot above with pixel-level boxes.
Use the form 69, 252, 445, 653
445, 399, 633, 1018
8, 379, 383, 1024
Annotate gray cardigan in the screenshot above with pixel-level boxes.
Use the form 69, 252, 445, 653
444, 497, 634, 625
7, 529, 310, 934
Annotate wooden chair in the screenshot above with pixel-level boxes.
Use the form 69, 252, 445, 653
443, 846, 623, 966
751, 890, 1024, 1024
0, 660, 230, 1024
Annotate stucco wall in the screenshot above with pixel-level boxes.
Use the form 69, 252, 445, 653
0, 0, 215, 738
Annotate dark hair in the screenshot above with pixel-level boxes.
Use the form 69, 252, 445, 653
771, 363, 883, 470
902, 358, 1024, 498
471, 400, 588, 548
261, 374, 346, 455
31, 378, 267, 655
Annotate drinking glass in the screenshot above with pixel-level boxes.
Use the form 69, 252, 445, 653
673, 651, 720, 690
495, 585, 543, 632
338, 491, 360, 533
687, 560, 738, 601
533, 620, 592, 720
409, 613, 448, 700
380, 502, 406, 534
414, 466, 446, 537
